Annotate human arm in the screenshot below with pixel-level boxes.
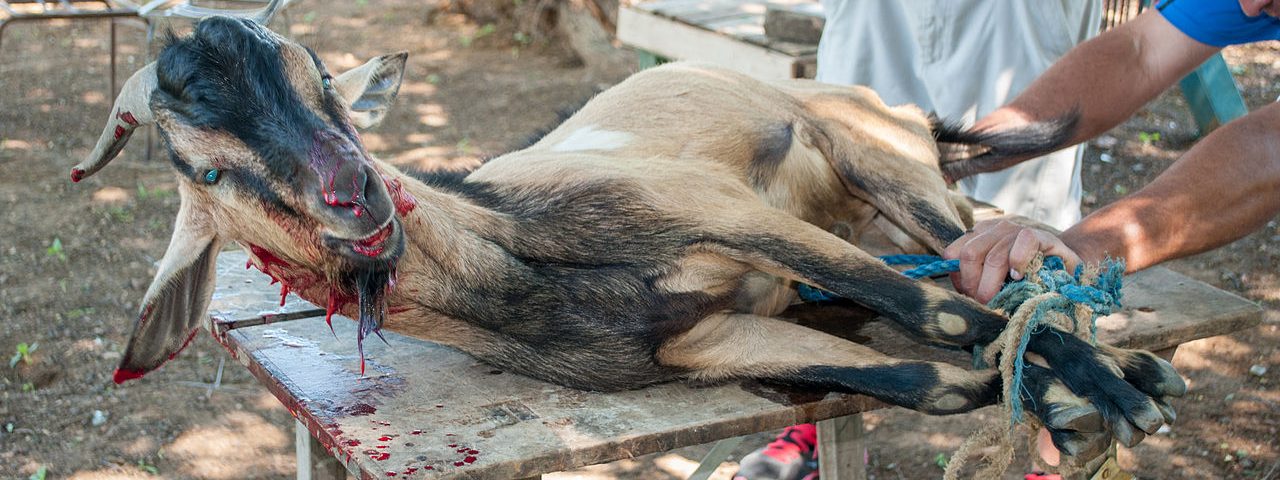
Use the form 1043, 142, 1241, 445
945, 102, 1280, 302
941, 9, 1220, 181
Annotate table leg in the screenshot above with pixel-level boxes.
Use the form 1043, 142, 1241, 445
817, 414, 867, 480
296, 420, 346, 480
687, 436, 746, 480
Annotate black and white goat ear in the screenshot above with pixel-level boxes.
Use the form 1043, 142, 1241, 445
114, 198, 222, 383
333, 51, 408, 130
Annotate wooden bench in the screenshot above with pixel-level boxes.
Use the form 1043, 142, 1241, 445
616, 0, 1250, 134
205, 246, 1262, 480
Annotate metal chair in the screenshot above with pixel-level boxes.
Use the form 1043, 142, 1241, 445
0, 0, 148, 95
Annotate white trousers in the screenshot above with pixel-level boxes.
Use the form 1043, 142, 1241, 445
815, 0, 1101, 230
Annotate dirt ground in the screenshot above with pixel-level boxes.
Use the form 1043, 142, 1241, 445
0, 2, 1276, 479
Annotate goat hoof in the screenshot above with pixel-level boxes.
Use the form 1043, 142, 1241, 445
1112, 420, 1146, 448
1130, 399, 1165, 435
1155, 398, 1177, 424
1051, 429, 1109, 460
1046, 405, 1103, 432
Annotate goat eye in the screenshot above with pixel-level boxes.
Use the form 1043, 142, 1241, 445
203, 168, 221, 184
321, 75, 332, 89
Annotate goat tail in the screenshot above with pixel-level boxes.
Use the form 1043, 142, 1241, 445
930, 109, 1081, 182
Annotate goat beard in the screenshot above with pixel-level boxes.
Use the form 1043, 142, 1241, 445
346, 264, 395, 374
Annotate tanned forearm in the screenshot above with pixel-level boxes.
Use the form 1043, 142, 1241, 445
1061, 103, 1280, 272
974, 10, 1220, 146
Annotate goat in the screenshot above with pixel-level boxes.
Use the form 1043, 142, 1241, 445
72, 9, 1184, 460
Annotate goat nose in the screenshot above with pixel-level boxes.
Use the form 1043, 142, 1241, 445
311, 131, 371, 217
322, 161, 370, 217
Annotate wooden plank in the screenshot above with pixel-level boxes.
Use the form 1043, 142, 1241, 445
618, 5, 805, 80
206, 246, 1261, 479
817, 415, 866, 480
1095, 267, 1262, 351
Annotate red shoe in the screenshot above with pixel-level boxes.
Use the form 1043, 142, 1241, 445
734, 423, 819, 480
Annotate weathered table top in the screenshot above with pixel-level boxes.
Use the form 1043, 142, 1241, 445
206, 249, 1262, 480
617, 0, 821, 79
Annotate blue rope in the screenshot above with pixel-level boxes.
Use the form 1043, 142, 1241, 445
796, 255, 958, 302
796, 253, 1126, 427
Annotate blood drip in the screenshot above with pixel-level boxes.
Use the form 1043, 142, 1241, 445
383, 176, 417, 216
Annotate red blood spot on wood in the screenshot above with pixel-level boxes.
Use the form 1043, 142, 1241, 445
385, 471, 396, 477
464, 456, 476, 464
447, 444, 457, 448
453, 461, 464, 467
409, 430, 422, 435
376, 445, 388, 449
379, 436, 393, 441
343, 439, 361, 447
113, 125, 126, 140
423, 466, 433, 471
467, 450, 478, 455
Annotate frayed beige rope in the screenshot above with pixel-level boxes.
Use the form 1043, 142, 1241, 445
943, 255, 1101, 480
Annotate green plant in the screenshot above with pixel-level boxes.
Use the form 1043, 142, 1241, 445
9, 342, 37, 368
136, 182, 174, 200
67, 307, 95, 319
21, 382, 34, 392
29, 466, 47, 480
1138, 131, 1161, 145
934, 452, 949, 469
46, 238, 66, 261
137, 459, 159, 475
461, 23, 496, 47
107, 206, 134, 223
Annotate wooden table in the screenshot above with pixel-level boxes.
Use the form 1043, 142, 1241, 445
204, 248, 1261, 480
616, 0, 819, 79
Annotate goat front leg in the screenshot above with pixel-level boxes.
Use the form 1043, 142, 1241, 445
703, 209, 1183, 451
706, 208, 1005, 348
662, 313, 1121, 458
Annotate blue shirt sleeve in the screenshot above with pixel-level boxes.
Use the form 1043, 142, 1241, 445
1157, 0, 1280, 47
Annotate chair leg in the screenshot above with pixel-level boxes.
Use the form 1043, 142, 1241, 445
110, 18, 118, 96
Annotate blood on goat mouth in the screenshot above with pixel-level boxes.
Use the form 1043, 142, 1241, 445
351, 222, 394, 257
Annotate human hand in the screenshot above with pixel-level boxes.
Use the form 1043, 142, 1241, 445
942, 217, 1082, 303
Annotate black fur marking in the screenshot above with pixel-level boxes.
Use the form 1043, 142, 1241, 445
747, 122, 794, 190
715, 233, 933, 328
406, 179, 734, 391
906, 198, 966, 244
1029, 330, 1160, 433
783, 364, 942, 411
1111, 350, 1185, 397
153, 17, 357, 185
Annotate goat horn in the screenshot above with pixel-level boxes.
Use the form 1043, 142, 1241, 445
251, 0, 288, 25
71, 63, 157, 183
